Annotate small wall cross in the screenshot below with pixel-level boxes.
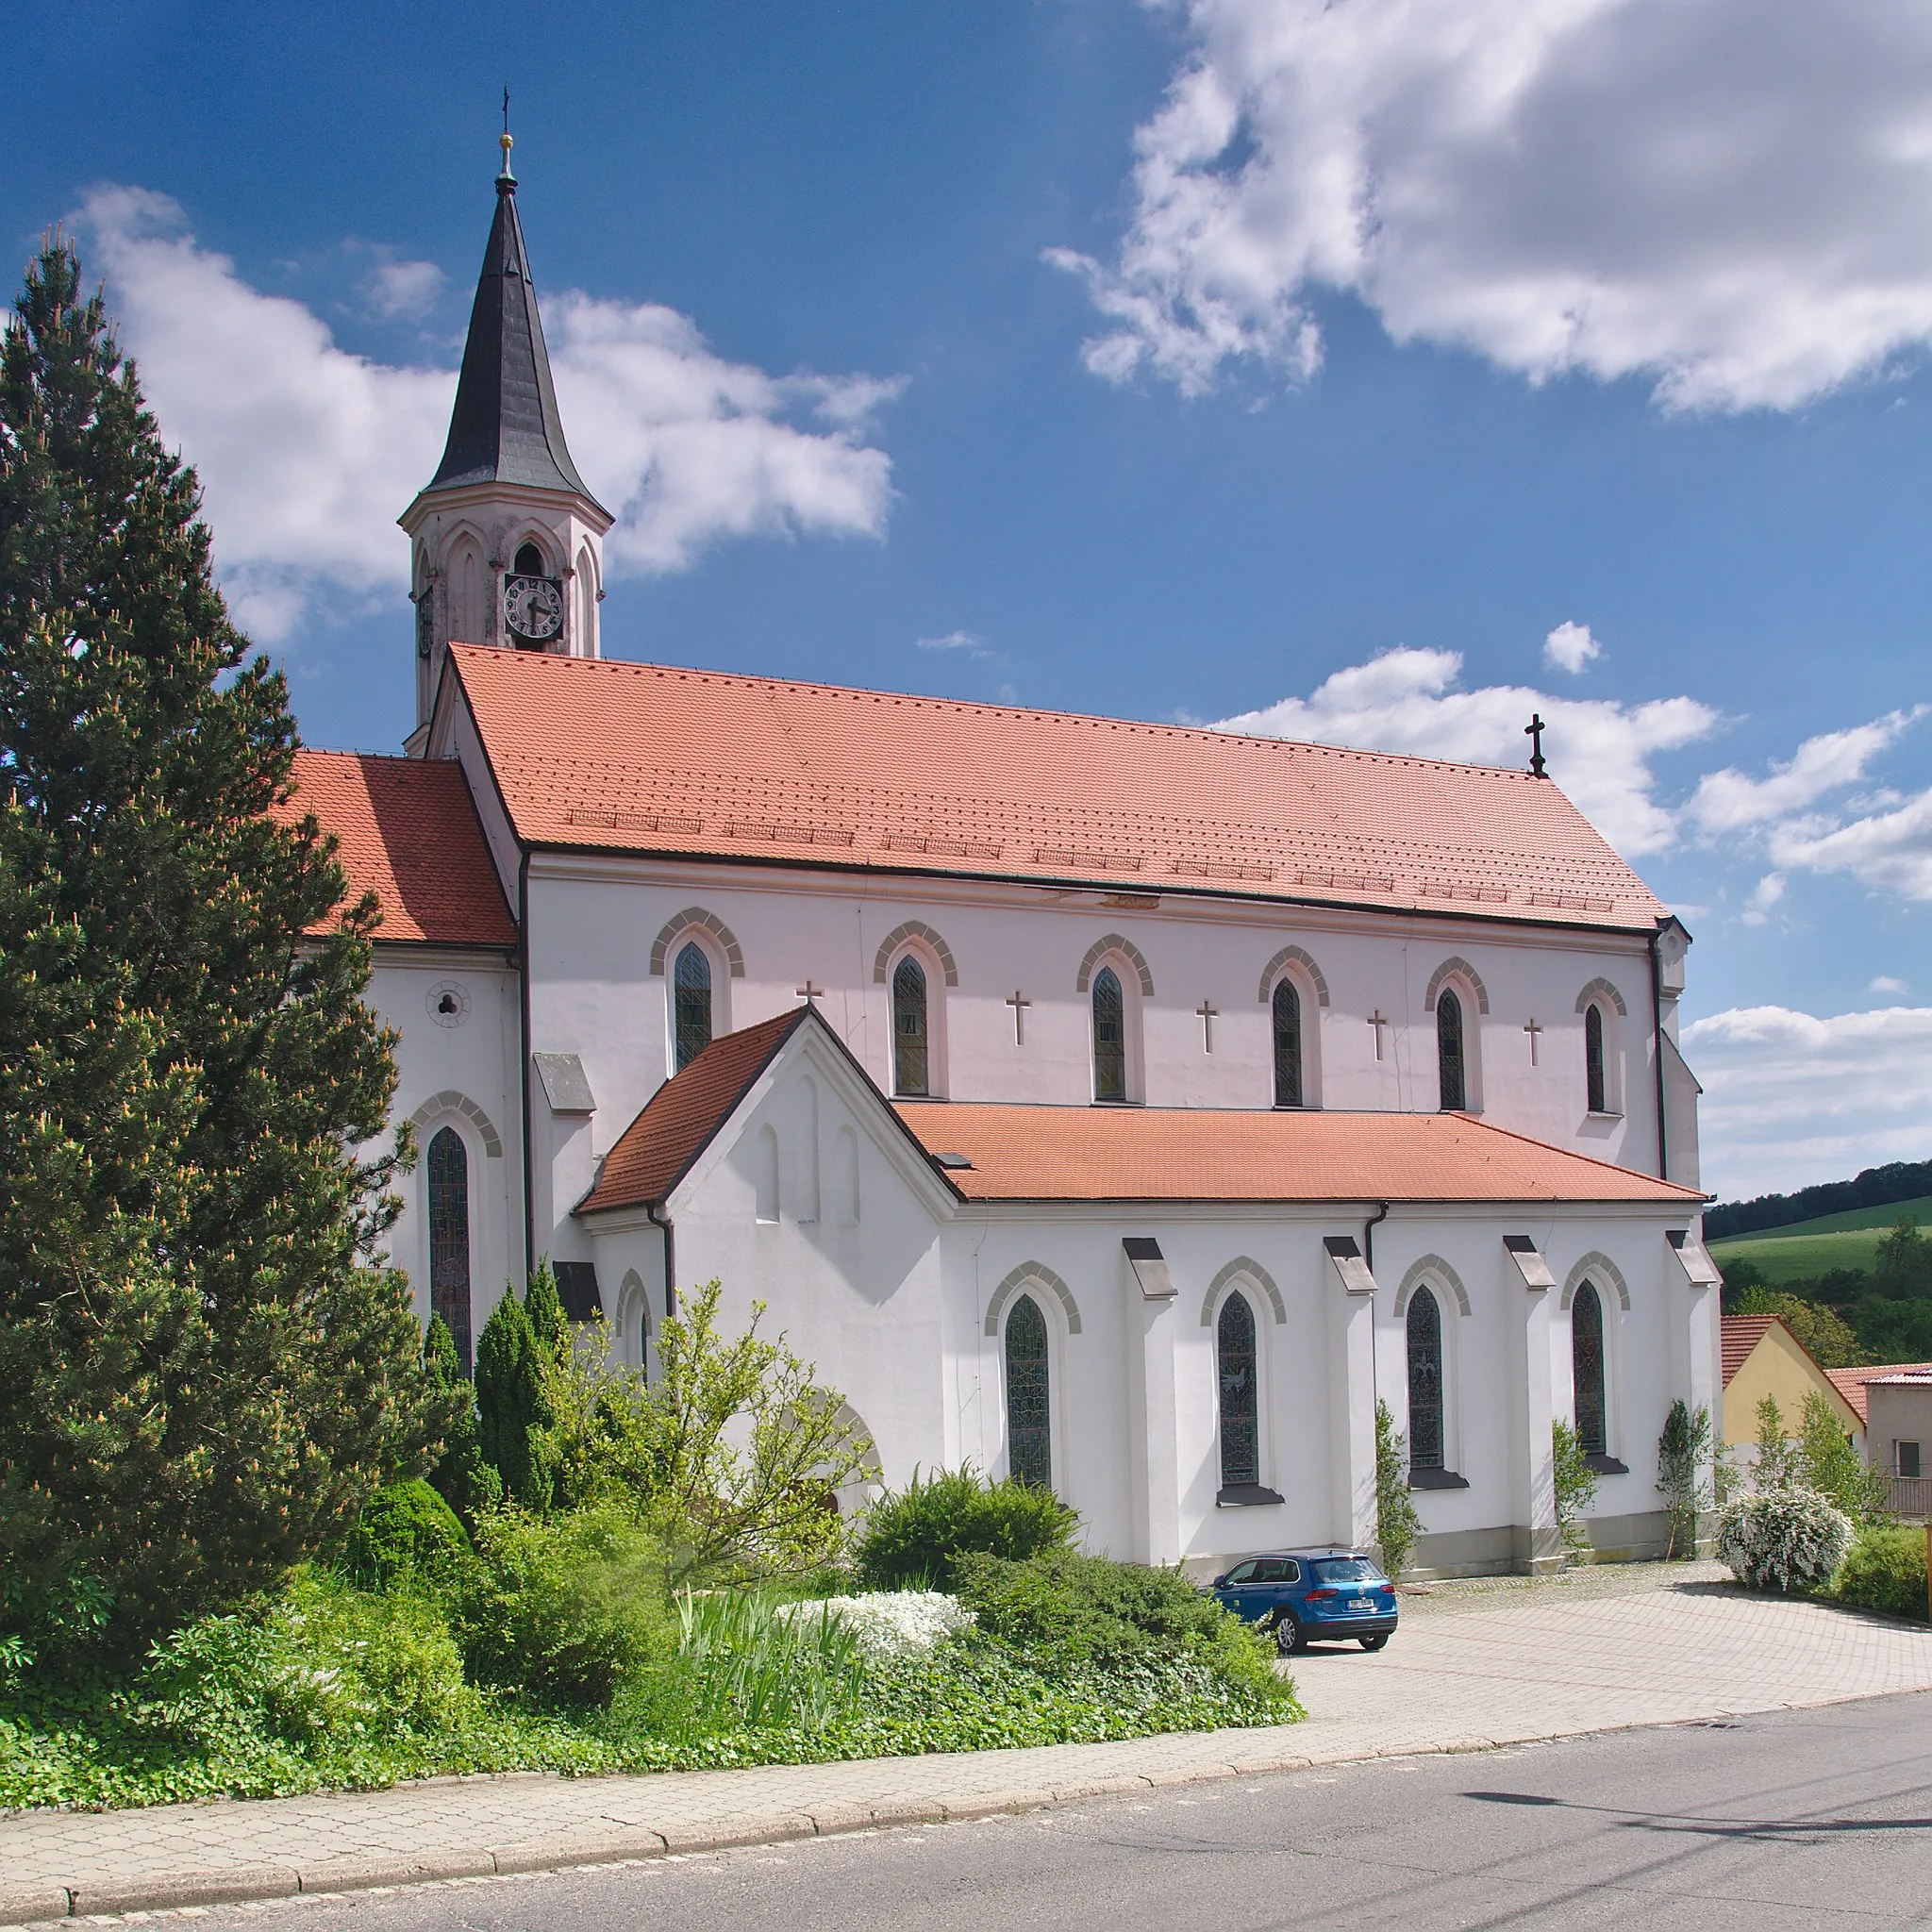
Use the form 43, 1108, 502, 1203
795, 979, 824, 1005
1367, 1008, 1390, 1060
1196, 999, 1219, 1052
1006, 988, 1031, 1044
1524, 1015, 1542, 1066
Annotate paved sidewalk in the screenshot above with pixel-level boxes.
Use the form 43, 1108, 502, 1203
4, 1565, 1929, 1924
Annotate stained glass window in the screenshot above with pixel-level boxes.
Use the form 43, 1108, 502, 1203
892, 955, 929, 1096
1273, 978, 1303, 1108
1005, 1293, 1052, 1489
1573, 1281, 1607, 1457
1218, 1292, 1259, 1488
1407, 1287, 1444, 1472
1437, 989, 1466, 1111
1092, 966, 1126, 1102
674, 941, 712, 1072
1585, 1004, 1607, 1113
427, 1126, 473, 1375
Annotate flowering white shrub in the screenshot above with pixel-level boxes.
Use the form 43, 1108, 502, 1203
1716, 1488, 1854, 1593
780, 1590, 974, 1664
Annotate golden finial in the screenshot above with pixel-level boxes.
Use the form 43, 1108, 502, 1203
498, 88, 515, 183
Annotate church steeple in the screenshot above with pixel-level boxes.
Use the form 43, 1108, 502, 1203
400, 126, 612, 747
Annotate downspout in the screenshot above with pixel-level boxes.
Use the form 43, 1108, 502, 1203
1363, 1200, 1390, 1275
1648, 928, 1669, 1184
647, 1202, 675, 1322
518, 847, 534, 1286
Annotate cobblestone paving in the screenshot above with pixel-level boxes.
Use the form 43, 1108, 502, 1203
3, 1565, 1928, 1924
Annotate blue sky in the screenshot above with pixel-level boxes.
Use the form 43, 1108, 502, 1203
11, 0, 1932, 1200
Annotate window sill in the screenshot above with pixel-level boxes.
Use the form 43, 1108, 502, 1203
1091, 1098, 1143, 1108
1408, 1467, 1470, 1491
1584, 1453, 1629, 1475
1273, 1102, 1322, 1111
1584, 1110, 1624, 1123
1216, 1483, 1286, 1508
1440, 1107, 1483, 1116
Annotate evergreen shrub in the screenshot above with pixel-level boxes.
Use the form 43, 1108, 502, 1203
1834, 1525, 1929, 1623
854, 1467, 1076, 1591
1716, 1489, 1854, 1593
341, 1480, 473, 1599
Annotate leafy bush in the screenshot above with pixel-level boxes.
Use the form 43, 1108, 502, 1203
460, 1504, 675, 1707
1657, 1399, 1712, 1557
855, 1467, 1078, 1591
953, 1550, 1291, 1709
1834, 1525, 1929, 1623
1374, 1400, 1423, 1579
1796, 1391, 1890, 1525
1551, 1420, 1599, 1556
341, 1480, 474, 1599
1716, 1488, 1855, 1592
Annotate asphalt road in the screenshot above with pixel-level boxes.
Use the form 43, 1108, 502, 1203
272, 1692, 1932, 1930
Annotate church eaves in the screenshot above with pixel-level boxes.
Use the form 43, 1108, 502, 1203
419, 171, 606, 511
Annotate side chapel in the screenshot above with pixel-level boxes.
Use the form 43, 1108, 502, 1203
293, 147, 1722, 1576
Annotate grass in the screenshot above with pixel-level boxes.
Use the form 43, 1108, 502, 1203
1707, 1196, 1932, 1284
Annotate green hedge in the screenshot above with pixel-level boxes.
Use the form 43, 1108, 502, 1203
1835, 1525, 1930, 1623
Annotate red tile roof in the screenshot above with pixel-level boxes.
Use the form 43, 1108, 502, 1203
578, 1008, 809, 1213
1721, 1313, 1780, 1388
283, 750, 516, 947
1824, 1362, 1932, 1425
893, 1104, 1704, 1205
445, 646, 1665, 930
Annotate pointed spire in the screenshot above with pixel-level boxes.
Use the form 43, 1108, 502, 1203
419, 138, 605, 509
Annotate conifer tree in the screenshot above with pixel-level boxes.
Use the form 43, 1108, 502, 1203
423, 1314, 501, 1524
475, 1281, 552, 1509
0, 239, 446, 1664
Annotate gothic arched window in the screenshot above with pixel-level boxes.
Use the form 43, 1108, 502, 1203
1437, 989, 1466, 1111
427, 1126, 473, 1375
673, 941, 713, 1072
892, 954, 929, 1096
1217, 1292, 1259, 1489
1407, 1287, 1445, 1473
1273, 977, 1303, 1108
513, 541, 544, 576
1092, 965, 1126, 1102
1585, 1004, 1607, 1113
1005, 1292, 1052, 1488
1573, 1281, 1607, 1457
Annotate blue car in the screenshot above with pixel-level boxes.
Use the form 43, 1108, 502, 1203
1208, 1548, 1399, 1654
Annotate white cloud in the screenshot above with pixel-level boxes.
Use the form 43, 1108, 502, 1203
1768, 783, 1932, 899
1542, 621, 1600, 675
360, 254, 445, 323
1058, 0, 1932, 410
1211, 645, 1717, 856
1871, 974, 1909, 993
1739, 872, 1785, 926
78, 187, 899, 640
1687, 710, 1924, 834
916, 629, 989, 654
1684, 1003, 1932, 1200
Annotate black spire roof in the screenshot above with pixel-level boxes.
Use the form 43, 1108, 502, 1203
421, 173, 606, 509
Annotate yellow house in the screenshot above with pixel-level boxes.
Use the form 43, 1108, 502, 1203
1722, 1312, 1861, 1446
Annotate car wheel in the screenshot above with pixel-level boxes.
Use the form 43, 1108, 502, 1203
1357, 1632, 1390, 1652
1275, 1616, 1307, 1656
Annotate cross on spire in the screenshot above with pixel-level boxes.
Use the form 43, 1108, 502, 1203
1525, 712, 1548, 778
498, 87, 514, 182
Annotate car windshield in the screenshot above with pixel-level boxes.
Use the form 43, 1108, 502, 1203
1311, 1558, 1386, 1585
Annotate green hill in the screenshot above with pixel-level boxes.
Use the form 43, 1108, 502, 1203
1707, 1195, 1932, 1285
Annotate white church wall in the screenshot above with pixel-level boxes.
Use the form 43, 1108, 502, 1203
367, 950, 521, 1357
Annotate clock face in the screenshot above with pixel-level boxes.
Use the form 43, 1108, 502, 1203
504, 574, 564, 642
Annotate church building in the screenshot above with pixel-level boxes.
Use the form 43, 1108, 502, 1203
292, 147, 1722, 1577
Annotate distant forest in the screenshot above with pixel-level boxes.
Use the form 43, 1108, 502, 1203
1705, 1159, 1932, 1241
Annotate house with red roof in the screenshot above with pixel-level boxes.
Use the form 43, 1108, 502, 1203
283, 160, 1722, 1578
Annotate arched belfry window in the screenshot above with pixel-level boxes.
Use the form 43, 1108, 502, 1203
1573, 1281, 1607, 1457
513, 541, 544, 576
1407, 1287, 1444, 1473
1585, 1004, 1607, 1113
1005, 1293, 1052, 1488
1217, 1292, 1259, 1489
1273, 978, 1303, 1108
1092, 966, 1126, 1102
1437, 989, 1466, 1111
892, 954, 929, 1096
427, 1126, 473, 1375
673, 941, 712, 1072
